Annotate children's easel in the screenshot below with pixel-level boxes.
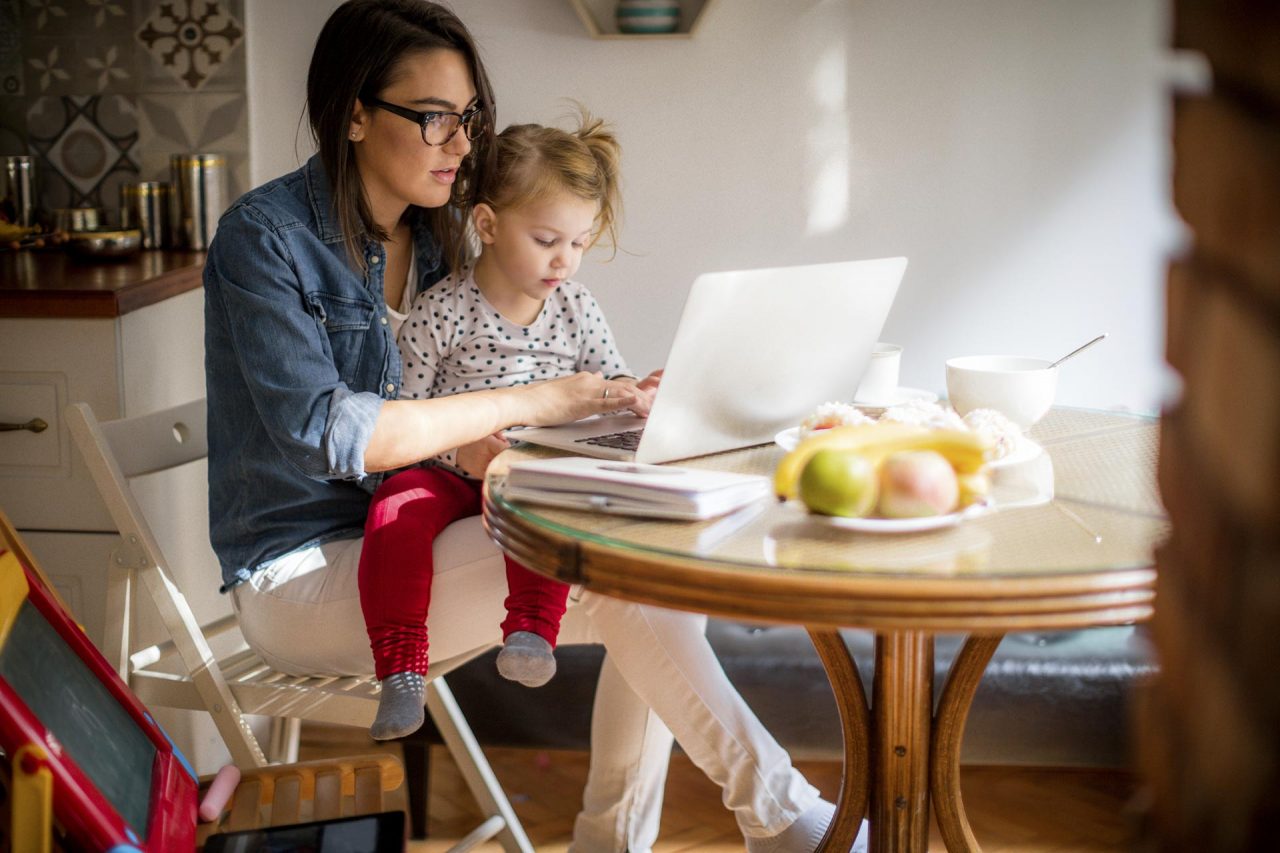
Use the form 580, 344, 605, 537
0, 510, 407, 851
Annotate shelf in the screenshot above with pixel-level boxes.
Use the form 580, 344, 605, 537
569, 0, 717, 40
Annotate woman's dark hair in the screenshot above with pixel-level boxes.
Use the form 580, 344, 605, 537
307, 0, 496, 272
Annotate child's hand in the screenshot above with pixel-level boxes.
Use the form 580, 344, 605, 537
615, 369, 662, 417
637, 368, 663, 395
456, 432, 511, 478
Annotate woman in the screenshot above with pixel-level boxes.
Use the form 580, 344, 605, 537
203, 2, 860, 850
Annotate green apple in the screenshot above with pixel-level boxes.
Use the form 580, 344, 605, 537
798, 449, 879, 518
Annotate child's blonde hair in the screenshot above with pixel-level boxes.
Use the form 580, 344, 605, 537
480, 107, 622, 257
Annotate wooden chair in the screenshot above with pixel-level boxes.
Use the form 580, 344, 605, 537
194, 754, 411, 847
65, 398, 533, 852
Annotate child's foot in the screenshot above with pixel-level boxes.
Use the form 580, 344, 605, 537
370, 671, 426, 740
496, 631, 556, 687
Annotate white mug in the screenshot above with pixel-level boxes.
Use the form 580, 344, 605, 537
855, 342, 902, 403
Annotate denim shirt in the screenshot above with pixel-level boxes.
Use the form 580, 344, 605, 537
204, 155, 447, 590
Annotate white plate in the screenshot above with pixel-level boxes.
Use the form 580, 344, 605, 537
774, 426, 803, 452
986, 436, 1043, 469
807, 501, 990, 533
851, 386, 939, 409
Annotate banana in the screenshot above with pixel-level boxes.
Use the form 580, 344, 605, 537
0, 221, 36, 242
774, 422, 990, 499
956, 469, 992, 508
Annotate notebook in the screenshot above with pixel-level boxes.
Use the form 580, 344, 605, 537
504, 456, 772, 520
508, 257, 905, 464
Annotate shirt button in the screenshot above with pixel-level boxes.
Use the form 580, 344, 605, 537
369, 255, 380, 265
380, 316, 388, 325
385, 383, 395, 393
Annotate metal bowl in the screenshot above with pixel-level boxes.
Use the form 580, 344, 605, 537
65, 228, 143, 259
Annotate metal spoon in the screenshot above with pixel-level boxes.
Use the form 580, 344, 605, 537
1049, 333, 1107, 369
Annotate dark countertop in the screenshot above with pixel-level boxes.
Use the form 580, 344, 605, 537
0, 249, 206, 318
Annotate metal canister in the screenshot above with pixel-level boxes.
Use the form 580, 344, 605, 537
2, 155, 36, 227
121, 181, 172, 249
170, 153, 225, 250
53, 207, 104, 233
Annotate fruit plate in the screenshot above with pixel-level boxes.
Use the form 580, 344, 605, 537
776, 430, 1044, 469
803, 501, 991, 534
774, 426, 803, 452
986, 437, 1043, 469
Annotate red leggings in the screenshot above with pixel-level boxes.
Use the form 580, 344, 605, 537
358, 466, 569, 681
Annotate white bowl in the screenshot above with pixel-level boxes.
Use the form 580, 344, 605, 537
945, 355, 1058, 429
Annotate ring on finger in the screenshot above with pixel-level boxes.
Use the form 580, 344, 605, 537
603, 387, 611, 400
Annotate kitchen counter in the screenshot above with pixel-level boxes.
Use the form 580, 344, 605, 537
0, 249, 206, 318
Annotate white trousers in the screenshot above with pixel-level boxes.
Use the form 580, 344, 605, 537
230, 516, 820, 852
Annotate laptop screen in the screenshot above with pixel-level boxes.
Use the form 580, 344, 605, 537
0, 598, 157, 836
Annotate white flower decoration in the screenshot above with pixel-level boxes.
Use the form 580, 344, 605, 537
85, 0, 126, 28
86, 45, 129, 91
29, 46, 71, 92
25, 0, 66, 30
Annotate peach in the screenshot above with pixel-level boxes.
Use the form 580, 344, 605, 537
877, 450, 960, 518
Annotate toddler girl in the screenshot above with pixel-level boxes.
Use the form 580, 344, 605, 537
360, 111, 659, 739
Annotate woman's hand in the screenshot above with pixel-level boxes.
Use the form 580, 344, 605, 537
612, 369, 663, 418
455, 433, 511, 477
519, 371, 638, 427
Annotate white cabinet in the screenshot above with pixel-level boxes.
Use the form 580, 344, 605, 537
1, 286, 216, 647
1, 262, 240, 772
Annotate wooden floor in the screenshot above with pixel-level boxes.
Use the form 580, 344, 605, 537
299, 724, 1140, 852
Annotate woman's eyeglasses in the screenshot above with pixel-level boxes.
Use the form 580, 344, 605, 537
361, 96, 486, 147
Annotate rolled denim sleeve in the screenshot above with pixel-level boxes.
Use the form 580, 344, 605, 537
205, 204, 378, 482
324, 386, 384, 479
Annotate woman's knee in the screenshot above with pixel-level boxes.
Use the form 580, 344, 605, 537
580, 593, 709, 635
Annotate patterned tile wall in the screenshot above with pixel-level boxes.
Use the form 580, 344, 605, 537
0, 0, 247, 221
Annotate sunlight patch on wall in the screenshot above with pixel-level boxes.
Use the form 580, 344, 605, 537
805, 41, 850, 235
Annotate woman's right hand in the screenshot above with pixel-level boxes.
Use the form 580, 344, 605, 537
520, 372, 638, 426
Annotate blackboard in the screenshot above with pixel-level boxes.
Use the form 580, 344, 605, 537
0, 599, 156, 836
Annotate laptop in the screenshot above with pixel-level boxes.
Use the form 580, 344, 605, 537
509, 257, 906, 464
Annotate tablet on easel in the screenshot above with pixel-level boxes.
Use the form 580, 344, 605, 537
202, 810, 405, 852
0, 516, 199, 850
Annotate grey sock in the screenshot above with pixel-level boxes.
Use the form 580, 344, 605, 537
745, 799, 869, 853
370, 671, 426, 740
495, 631, 557, 688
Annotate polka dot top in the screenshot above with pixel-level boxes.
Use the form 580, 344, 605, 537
398, 266, 633, 407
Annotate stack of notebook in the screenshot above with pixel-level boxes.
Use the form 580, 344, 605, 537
504, 457, 772, 520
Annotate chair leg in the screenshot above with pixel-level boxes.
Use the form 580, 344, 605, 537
267, 717, 301, 764
403, 736, 432, 840
424, 677, 535, 853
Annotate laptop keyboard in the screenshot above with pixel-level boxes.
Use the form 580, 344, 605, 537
575, 428, 644, 450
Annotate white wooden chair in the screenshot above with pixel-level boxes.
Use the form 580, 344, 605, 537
66, 398, 533, 853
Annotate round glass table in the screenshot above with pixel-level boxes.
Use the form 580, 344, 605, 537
483, 408, 1165, 852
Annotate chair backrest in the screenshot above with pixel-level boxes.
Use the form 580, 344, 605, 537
65, 399, 268, 767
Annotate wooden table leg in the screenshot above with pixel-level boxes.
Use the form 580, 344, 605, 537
808, 628, 871, 853
930, 633, 1003, 852
871, 631, 934, 853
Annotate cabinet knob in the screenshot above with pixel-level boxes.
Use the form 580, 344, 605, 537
0, 418, 49, 434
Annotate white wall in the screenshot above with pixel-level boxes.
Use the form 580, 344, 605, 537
248, 0, 1180, 413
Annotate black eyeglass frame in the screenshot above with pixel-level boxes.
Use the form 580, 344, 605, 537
360, 95, 486, 147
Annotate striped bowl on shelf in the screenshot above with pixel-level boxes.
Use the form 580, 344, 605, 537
616, 0, 681, 34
